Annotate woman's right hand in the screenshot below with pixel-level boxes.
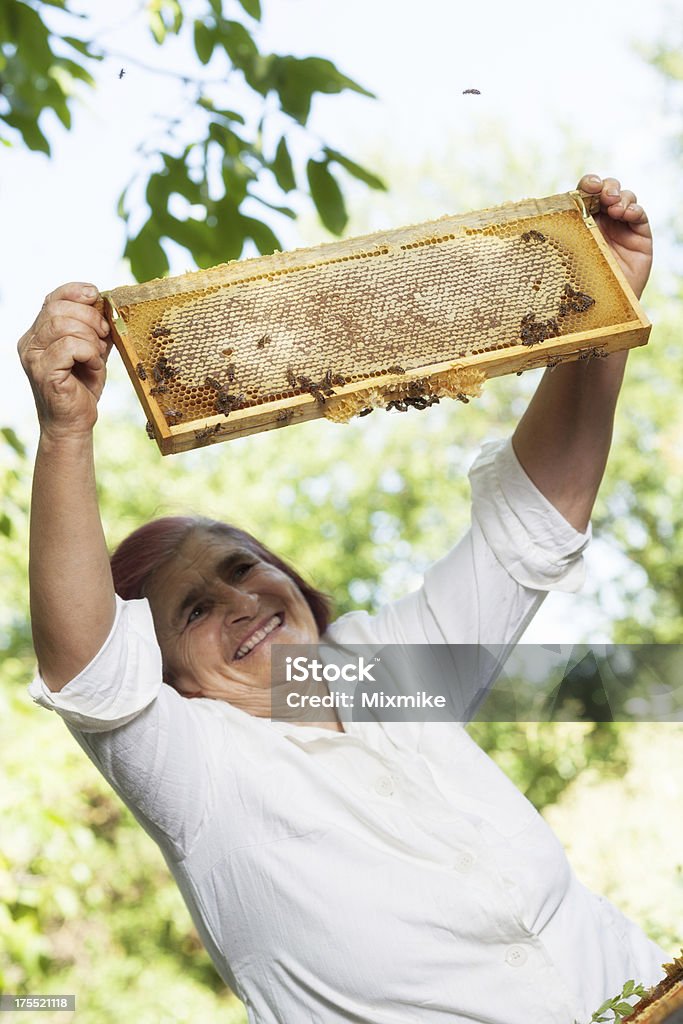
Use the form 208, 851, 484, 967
17, 281, 112, 440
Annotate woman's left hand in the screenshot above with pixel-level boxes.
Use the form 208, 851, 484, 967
577, 173, 652, 299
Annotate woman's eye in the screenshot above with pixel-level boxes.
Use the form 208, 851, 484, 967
187, 605, 206, 624
233, 562, 254, 580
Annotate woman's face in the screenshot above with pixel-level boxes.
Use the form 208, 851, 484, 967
144, 528, 319, 709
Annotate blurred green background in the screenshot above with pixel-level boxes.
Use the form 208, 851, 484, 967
2, 1, 683, 1021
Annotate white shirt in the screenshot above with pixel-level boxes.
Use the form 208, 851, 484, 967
29, 440, 665, 1024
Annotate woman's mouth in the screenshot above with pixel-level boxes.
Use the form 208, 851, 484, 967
234, 614, 283, 660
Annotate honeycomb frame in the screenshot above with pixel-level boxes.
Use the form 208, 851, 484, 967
103, 189, 650, 455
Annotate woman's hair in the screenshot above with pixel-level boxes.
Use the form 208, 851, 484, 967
110, 515, 332, 635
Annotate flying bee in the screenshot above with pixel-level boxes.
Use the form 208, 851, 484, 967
135, 362, 147, 381
118, 68, 126, 80
462, 88, 481, 94
205, 375, 223, 391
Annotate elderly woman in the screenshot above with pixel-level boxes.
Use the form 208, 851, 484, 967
20, 174, 665, 1024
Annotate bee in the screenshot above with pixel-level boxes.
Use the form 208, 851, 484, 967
118, 68, 126, 80
558, 283, 595, 317
521, 230, 546, 243
546, 358, 561, 372
331, 373, 346, 386
194, 424, 221, 441
151, 325, 171, 339
311, 389, 326, 406
296, 374, 313, 389
386, 399, 408, 413
136, 362, 147, 381
215, 391, 244, 416
225, 363, 236, 382
149, 384, 168, 396
456, 393, 470, 404
520, 312, 560, 346
163, 408, 183, 423
145, 421, 155, 439
276, 410, 293, 423
462, 88, 481, 95
256, 334, 271, 349
205, 375, 223, 391
358, 407, 374, 417
152, 355, 179, 381
323, 369, 332, 389
388, 365, 405, 374
286, 366, 297, 388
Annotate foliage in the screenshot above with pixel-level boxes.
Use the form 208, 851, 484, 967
588, 979, 648, 1023
0, 0, 386, 280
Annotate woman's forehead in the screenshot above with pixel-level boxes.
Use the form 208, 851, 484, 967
147, 529, 258, 592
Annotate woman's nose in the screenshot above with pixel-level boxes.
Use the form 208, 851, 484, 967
218, 585, 259, 622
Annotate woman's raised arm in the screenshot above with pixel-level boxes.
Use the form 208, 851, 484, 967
512, 174, 652, 532
18, 282, 116, 691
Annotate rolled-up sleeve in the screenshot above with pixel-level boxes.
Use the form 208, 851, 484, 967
28, 596, 163, 733
468, 438, 591, 592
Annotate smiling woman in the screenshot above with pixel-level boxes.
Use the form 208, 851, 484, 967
17, 174, 673, 1024
111, 516, 329, 705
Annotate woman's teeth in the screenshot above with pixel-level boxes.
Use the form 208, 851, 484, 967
235, 615, 281, 659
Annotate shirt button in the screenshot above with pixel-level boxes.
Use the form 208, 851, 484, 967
505, 945, 528, 967
453, 850, 476, 872
373, 775, 394, 797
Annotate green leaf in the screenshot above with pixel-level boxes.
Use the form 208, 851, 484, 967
615, 1003, 636, 1017
272, 55, 374, 125
306, 158, 347, 235
236, 0, 262, 19
621, 980, 635, 997
193, 20, 216, 65
3, 113, 50, 154
324, 147, 387, 190
272, 136, 296, 192
219, 19, 258, 69
124, 220, 169, 281
1, 427, 27, 458
242, 216, 280, 255
0, 512, 12, 538
207, 0, 223, 15
62, 36, 103, 60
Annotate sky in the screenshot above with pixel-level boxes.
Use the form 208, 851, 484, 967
2, 0, 680, 642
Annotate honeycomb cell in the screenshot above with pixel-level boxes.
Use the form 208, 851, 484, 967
106, 191, 647, 453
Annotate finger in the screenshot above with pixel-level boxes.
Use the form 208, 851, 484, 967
43, 282, 101, 307
577, 173, 604, 194
39, 303, 109, 341
34, 313, 107, 350
46, 335, 107, 376
600, 176, 622, 206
